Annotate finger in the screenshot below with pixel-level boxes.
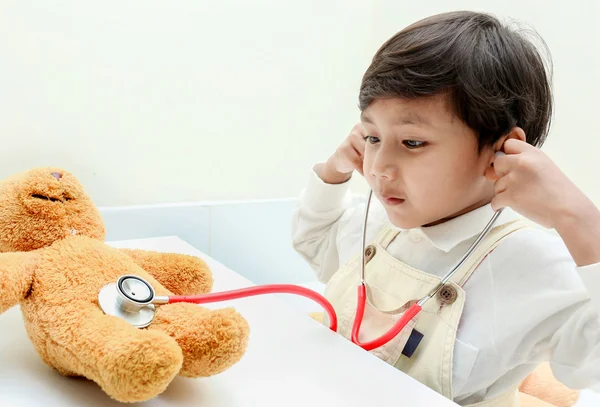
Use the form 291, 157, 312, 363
344, 144, 363, 166
484, 165, 500, 182
350, 139, 366, 158
486, 154, 516, 181
350, 123, 368, 139
350, 132, 367, 152
349, 154, 364, 175
492, 154, 521, 177
503, 138, 535, 155
491, 191, 510, 212
494, 175, 508, 195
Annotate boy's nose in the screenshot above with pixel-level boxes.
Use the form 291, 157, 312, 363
370, 160, 399, 180
369, 148, 400, 180
51, 172, 62, 181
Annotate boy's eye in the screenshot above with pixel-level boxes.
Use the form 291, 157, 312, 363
364, 136, 380, 144
404, 140, 425, 149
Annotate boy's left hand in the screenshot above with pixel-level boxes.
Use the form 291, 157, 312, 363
486, 136, 600, 266
485, 138, 579, 229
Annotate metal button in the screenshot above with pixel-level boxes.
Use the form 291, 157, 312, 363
438, 285, 457, 305
364, 245, 376, 263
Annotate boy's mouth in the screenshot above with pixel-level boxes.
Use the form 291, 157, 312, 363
380, 193, 406, 206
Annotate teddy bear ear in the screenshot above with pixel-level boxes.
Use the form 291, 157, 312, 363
2, 167, 71, 184
39, 167, 71, 179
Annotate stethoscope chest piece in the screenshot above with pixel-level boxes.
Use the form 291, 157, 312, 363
98, 275, 157, 329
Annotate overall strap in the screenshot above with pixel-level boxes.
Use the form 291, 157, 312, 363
369, 218, 533, 287
374, 224, 402, 249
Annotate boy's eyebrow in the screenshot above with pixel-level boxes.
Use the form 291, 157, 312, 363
360, 112, 374, 124
360, 111, 431, 126
398, 112, 430, 126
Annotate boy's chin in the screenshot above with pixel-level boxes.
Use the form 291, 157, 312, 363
384, 208, 425, 230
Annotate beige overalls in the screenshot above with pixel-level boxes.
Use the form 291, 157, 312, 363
323, 218, 531, 407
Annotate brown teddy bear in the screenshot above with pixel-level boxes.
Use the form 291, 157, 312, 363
0, 167, 250, 403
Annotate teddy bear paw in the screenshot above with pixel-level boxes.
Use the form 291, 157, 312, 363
97, 330, 183, 403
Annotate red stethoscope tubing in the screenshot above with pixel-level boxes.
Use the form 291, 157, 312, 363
165, 282, 422, 351
167, 284, 339, 332
351, 284, 422, 351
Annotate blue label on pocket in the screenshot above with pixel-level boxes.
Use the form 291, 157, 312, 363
402, 329, 424, 358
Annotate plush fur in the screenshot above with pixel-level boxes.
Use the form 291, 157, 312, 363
518, 363, 580, 407
0, 167, 250, 403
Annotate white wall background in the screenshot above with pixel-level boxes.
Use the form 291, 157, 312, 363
0, 0, 372, 206
0, 1, 598, 206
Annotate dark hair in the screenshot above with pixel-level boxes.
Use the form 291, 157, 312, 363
359, 11, 553, 148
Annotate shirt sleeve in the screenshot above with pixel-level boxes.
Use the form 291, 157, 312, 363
290, 165, 386, 283
578, 264, 600, 315
552, 262, 600, 391
489, 228, 600, 392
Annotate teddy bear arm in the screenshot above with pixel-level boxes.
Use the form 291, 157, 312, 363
519, 362, 580, 407
119, 249, 213, 295
0, 251, 36, 314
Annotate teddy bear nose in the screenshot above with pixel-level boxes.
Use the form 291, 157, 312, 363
51, 172, 62, 181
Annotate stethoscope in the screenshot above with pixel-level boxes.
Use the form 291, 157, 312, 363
99, 156, 504, 351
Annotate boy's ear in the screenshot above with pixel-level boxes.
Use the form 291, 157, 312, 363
495, 127, 526, 153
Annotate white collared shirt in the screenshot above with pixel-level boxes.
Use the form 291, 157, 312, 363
291, 167, 600, 404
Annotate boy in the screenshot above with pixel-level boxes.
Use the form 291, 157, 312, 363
291, 10, 600, 406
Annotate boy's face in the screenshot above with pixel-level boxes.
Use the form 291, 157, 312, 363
360, 95, 497, 228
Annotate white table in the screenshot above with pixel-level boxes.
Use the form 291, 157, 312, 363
0, 236, 458, 407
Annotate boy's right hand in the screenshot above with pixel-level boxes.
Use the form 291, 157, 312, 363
315, 123, 367, 184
